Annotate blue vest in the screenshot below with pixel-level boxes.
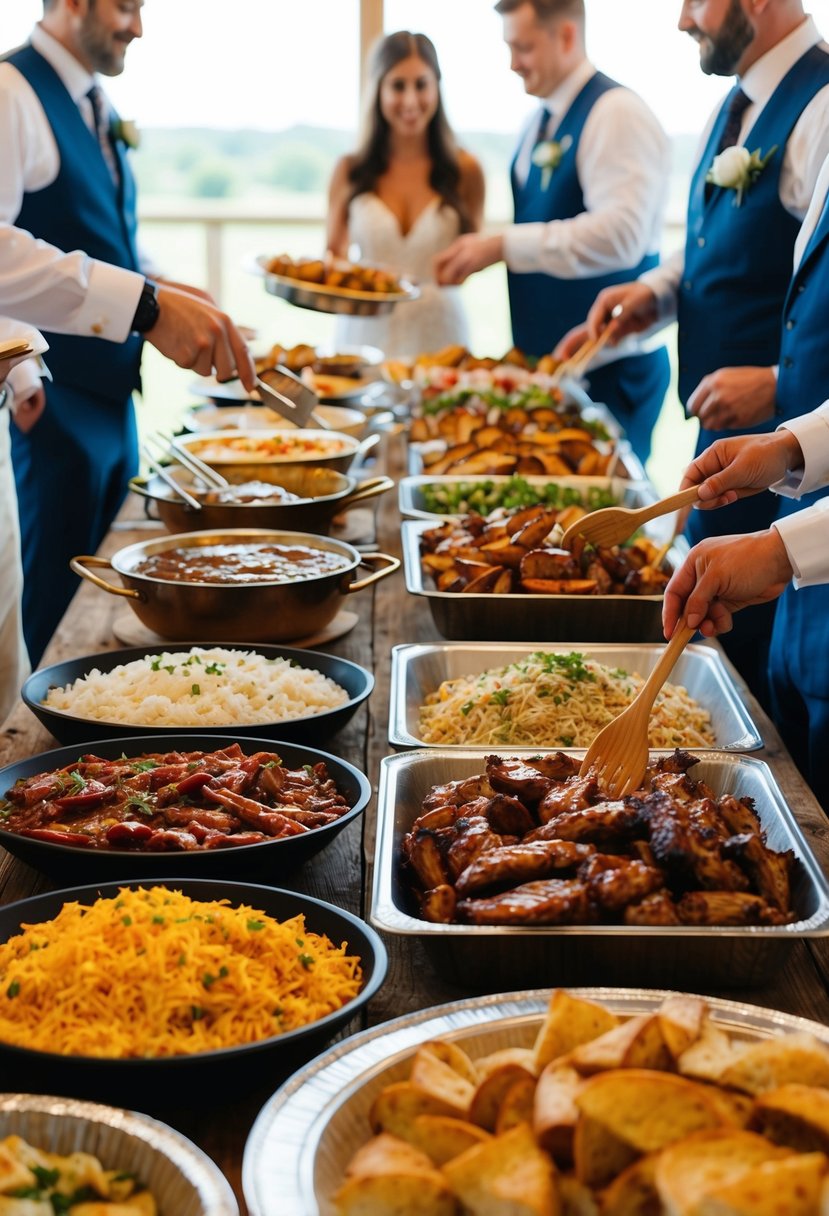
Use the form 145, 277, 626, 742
508, 72, 659, 358
7, 44, 142, 401
677, 44, 829, 408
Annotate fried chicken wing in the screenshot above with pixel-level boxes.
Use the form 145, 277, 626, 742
422, 775, 494, 813
538, 773, 601, 822
677, 890, 790, 926
456, 878, 592, 925
623, 890, 682, 925
722, 832, 794, 913
529, 800, 642, 845
485, 755, 553, 804
578, 853, 665, 914
421, 884, 457, 924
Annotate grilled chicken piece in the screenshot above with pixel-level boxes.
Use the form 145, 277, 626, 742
723, 832, 794, 913
519, 548, 579, 582
528, 800, 642, 845
717, 794, 762, 837
457, 878, 592, 925
403, 829, 450, 890
445, 818, 508, 881
677, 890, 790, 926
525, 752, 581, 782
538, 773, 600, 822
578, 853, 665, 914
651, 750, 699, 775
421, 884, 457, 924
485, 756, 553, 804
624, 890, 682, 925
454, 839, 594, 897
641, 791, 750, 893
482, 793, 537, 837
422, 775, 494, 813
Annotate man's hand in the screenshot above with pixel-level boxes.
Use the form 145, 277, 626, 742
679, 431, 804, 509
154, 277, 215, 305
686, 366, 777, 431
553, 323, 589, 361
10, 384, 46, 433
663, 530, 793, 639
586, 281, 658, 342
434, 234, 504, 286
148, 286, 255, 391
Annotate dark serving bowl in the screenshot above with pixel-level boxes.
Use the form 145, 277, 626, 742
0, 734, 370, 881
0, 879, 387, 1102
22, 644, 374, 747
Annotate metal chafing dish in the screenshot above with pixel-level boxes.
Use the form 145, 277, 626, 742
371, 750, 829, 990
402, 518, 687, 644
71, 528, 399, 643
398, 473, 655, 521
388, 642, 762, 752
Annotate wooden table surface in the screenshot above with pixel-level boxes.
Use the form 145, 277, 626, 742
1, 428, 827, 1213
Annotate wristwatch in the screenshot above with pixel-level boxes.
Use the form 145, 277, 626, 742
131, 278, 160, 334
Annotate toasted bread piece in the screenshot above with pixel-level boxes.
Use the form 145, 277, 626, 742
532, 990, 621, 1072
441, 1123, 559, 1216
576, 1070, 727, 1154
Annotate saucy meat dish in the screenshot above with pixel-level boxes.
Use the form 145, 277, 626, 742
134, 542, 349, 584
403, 751, 796, 927
0, 743, 352, 851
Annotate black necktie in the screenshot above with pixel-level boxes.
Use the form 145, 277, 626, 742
534, 106, 552, 147
716, 86, 752, 154
86, 84, 120, 187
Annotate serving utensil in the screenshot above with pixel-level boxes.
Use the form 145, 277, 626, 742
578, 621, 696, 795
140, 444, 203, 512
0, 339, 33, 362
149, 431, 229, 490
256, 365, 331, 429
551, 303, 623, 386
560, 486, 700, 550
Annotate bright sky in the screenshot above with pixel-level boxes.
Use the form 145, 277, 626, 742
4, 1, 829, 136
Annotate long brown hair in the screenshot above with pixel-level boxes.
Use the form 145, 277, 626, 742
347, 31, 473, 233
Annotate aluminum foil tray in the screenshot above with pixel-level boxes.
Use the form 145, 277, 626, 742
389, 641, 762, 752
371, 750, 829, 989
397, 473, 654, 521
402, 519, 688, 643
243, 989, 829, 1216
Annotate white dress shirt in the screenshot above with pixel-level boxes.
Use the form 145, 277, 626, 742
503, 60, 670, 281
0, 25, 146, 396
643, 17, 829, 321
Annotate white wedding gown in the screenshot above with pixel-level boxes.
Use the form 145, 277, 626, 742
334, 194, 469, 358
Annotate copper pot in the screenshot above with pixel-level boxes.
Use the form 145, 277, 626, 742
129, 466, 393, 535
71, 528, 400, 642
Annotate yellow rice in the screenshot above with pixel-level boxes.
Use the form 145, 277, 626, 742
0, 887, 362, 1058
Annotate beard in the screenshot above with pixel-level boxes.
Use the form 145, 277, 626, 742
697, 0, 755, 76
77, 13, 130, 76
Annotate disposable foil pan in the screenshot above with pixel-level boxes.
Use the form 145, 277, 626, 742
389, 642, 762, 752
371, 749, 829, 989
397, 473, 655, 521
402, 519, 688, 643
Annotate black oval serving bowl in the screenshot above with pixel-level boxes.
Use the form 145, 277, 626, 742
0, 878, 387, 1102
22, 644, 374, 748
0, 734, 370, 881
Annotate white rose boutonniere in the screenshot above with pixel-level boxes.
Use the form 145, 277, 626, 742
531, 133, 573, 190
110, 117, 141, 151
706, 143, 777, 207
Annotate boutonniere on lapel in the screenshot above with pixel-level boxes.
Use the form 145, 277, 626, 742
531, 134, 573, 190
706, 143, 777, 207
110, 117, 141, 150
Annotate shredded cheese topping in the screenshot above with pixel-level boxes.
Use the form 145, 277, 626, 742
419, 651, 715, 749
0, 887, 362, 1059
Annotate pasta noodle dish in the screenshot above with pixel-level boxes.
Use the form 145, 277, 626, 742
419, 651, 714, 749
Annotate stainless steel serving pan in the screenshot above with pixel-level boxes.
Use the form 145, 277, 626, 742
244, 990, 829, 1216
389, 642, 762, 752
398, 473, 655, 521
71, 528, 399, 643
371, 750, 829, 989
258, 256, 421, 317
130, 466, 393, 535
402, 518, 687, 643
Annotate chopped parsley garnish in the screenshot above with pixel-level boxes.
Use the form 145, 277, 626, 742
191, 683, 201, 696
247, 919, 265, 932
124, 791, 155, 816
298, 953, 314, 969
6, 980, 19, 998
132, 759, 159, 773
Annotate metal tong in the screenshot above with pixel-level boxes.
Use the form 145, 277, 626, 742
256, 365, 331, 429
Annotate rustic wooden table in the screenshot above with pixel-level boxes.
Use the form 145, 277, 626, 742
1, 428, 827, 1212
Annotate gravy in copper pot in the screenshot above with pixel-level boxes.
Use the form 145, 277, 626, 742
134, 542, 350, 585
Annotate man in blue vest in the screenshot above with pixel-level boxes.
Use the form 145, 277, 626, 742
664, 156, 829, 808
578, 0, 829, 706
433, 0, 671, 466
0, 0, 251, 663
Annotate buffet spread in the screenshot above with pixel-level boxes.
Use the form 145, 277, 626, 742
1, 311, 828, 1216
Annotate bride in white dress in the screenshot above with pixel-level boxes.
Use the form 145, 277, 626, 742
326, 31, 485, 358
